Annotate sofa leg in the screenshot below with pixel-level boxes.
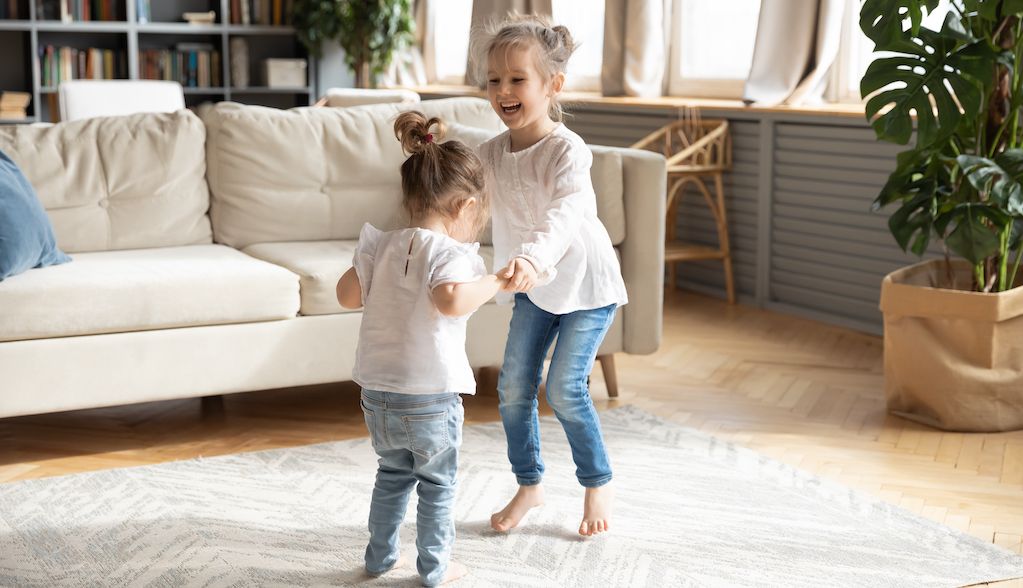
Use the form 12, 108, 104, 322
598, 354, 618, 398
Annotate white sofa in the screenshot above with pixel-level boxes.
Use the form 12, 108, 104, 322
0, 97, 666, 419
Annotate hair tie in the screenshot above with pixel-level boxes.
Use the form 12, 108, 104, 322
424, 133, 434, 144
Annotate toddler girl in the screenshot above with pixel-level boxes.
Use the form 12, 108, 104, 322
474, 16, 629, 537
336, 111, 504, 585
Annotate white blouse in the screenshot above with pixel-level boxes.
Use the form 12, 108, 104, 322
352, 223, 486, 395
478, 124, 628, 315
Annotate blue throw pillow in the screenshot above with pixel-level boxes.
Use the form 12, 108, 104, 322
0, 149, 71, 280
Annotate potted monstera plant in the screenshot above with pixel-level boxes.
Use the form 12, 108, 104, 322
863, 0, 1023, 431
292, 0, 414, 88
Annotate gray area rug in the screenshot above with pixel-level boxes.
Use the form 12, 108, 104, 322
1, 405, 1022, 587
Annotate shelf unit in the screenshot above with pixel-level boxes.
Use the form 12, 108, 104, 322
0, 0, 316, 123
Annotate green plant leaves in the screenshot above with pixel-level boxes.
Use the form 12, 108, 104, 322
957, 150, 1023, 214
944, 204, 1005, 263
860, 0, 941, 47
861, 15, 990, 147
966, 0, 1023, 18
291, 0, 344, 58
291, 0, 414, 84
888, 191, 937, 255
863, 0, 1023, 291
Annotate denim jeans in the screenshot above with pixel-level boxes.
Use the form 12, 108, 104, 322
498, 293, 616, 488
360, 389, 463, 587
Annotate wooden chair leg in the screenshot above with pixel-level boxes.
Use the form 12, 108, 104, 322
723, 255, 736, 304
713, 171, 736, 304
598, 354, 619, 398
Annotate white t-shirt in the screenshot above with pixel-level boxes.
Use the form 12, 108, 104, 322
351, 223, 486, 395
478, 124, 629, 315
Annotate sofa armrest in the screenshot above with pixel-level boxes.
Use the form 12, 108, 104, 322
599, 146, 666, 355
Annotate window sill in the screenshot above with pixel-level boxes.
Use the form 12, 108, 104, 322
406, 84, 868, 119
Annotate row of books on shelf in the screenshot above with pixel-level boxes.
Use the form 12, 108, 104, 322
0, 91, 31, 120
140, 45, 222, 88
39, 46, 127, 86
229, 0, 294, 25
5, 0, 296, 24
0, 0, 20, 19
36, 0, 120, 21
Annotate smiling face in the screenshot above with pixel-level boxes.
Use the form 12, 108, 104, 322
486, 44, 563, 140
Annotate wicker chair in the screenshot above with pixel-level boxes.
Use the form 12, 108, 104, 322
631, 109, 735, 303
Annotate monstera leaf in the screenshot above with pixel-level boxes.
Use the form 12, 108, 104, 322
863, 0, 1023, 291
957, 150, 1023, 215
861, 15, 990, 147
964, 0, 1023, 19
942, 203, 1008, 264
860, 0, 940, 46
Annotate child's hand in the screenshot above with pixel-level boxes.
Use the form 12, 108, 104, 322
500, 258, 538, 292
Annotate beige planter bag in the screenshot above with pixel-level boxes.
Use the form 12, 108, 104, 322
880, 259, 1023, 432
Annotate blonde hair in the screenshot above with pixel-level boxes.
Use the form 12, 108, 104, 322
393, 111, 489, 239
471, 14, 576, 122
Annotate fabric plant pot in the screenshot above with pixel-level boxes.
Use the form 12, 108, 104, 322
880, 259, 1023, 432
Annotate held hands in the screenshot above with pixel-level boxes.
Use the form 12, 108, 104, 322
500, 257, 538, 293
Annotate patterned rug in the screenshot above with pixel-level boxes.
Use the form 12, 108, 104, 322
1, 405, 1021, 587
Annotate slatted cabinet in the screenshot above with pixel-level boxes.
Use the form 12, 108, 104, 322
551, 102, 923, 335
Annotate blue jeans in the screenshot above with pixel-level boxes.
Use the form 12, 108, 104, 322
498, 293, 616, 488
360, 389, 463, 587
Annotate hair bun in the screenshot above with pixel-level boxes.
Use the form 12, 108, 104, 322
551, 25, 575, 53
394, 111, 445, 155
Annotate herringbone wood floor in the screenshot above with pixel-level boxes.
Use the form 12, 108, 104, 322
2, 290, 1022, 586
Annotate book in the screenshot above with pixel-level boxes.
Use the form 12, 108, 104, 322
0, 91, 31, 110
259, 0, 270, 25
7, 0, 17, 18
0, 109, 28, 120
140, 46, 220, 87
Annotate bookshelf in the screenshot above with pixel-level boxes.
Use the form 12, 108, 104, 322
0, 0, 315, 123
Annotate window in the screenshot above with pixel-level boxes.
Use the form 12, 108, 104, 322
429, 1, 604, 89
431, 0, 474, 85
552, 0, 605, 91
830, 0, 953, 102
668, 0, 762, 98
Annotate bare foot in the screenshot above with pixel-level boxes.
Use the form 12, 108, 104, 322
579, 484, 613, 537
490, 484, 545, 532
439, 560, 468, 585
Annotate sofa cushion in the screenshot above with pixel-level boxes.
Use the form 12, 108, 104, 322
202, 97, 505, 249
0, 245, 299, 342
244, 240, 498, 316
0, 150, 71, 280
590, 147, 626, 246
0, 110, 212, 254
243, 240, 358, 316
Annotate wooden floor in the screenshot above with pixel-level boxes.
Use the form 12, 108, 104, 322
2, 290, 1022, 585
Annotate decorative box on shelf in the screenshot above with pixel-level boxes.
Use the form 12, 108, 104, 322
264, 59, 307, 88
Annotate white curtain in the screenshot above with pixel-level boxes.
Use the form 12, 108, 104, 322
381, 0, 434, 87
464, 0, 554, 86
743, 0, 845, 106
601, 0, 670, 97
